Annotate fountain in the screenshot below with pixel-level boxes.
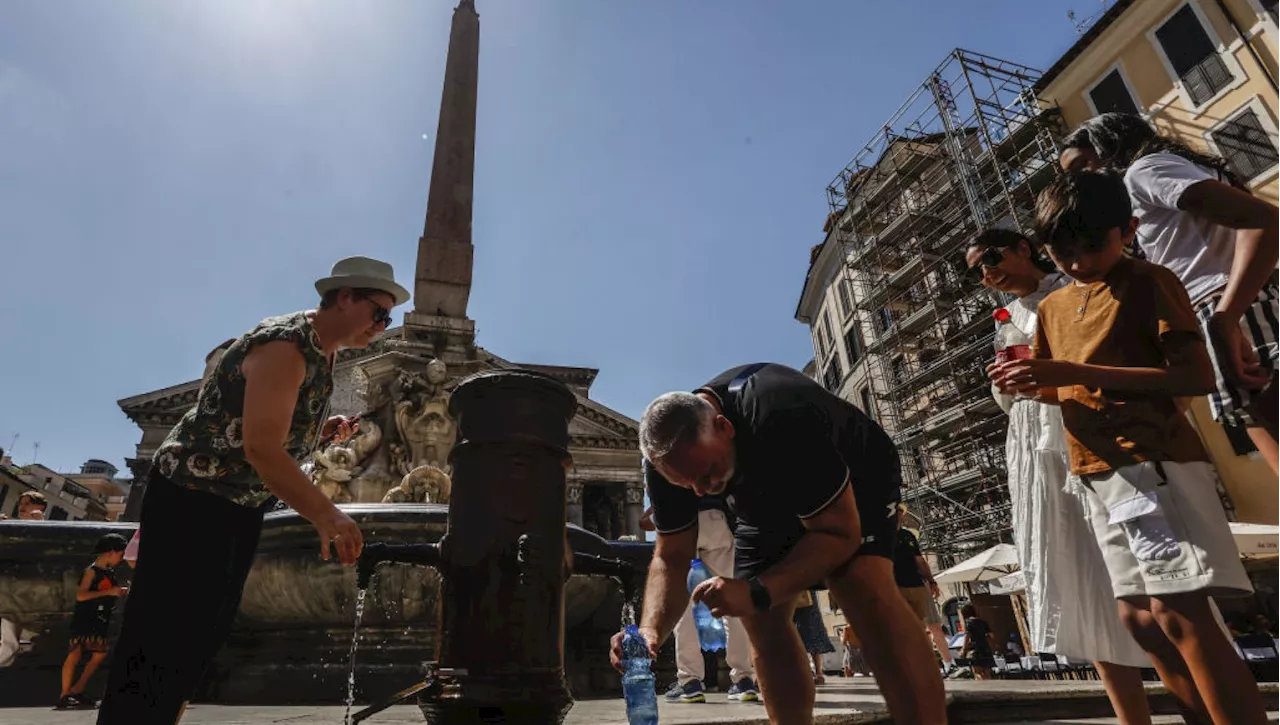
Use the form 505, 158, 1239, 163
349, 369, 644, 724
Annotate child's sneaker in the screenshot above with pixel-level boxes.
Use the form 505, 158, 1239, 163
663, 679, 706, 703
727, 677, 760, 702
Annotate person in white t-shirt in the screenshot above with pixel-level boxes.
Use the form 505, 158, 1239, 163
1060, 113, 1279, 475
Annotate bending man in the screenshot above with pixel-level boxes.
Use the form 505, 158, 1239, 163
611, 363, 946, 725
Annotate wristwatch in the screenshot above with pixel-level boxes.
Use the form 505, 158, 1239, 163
747, 576, 772, 612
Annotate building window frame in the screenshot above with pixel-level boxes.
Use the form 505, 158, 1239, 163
1202, 95, 1280, 188
1145, 0, 1246, 116
1082, 61, 1144, 117
1239, 0, 1280, 48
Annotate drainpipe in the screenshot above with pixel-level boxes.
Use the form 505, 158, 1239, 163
1214, 0, 1278, 93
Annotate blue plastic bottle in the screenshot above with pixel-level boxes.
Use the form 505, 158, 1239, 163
620, 625, 659, 725
686, 559, 727, 652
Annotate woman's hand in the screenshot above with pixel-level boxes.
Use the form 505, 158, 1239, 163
1206, 313, 1269, 392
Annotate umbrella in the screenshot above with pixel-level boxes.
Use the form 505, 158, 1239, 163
1230, 522, 1279, 559
934, 543, 1020, 584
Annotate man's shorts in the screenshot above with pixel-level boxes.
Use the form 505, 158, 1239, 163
733, 433, 902, 582
1194, 279, 1278, 427
1079, 460, 1252, 599
924, 589, 944, 625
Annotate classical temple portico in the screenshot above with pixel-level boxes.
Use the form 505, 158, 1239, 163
117, 0, 645, 539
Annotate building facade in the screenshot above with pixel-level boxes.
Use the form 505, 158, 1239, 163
0, 461, 108, 521
798, 50, 1066, 563
1037, 0, 1278, 203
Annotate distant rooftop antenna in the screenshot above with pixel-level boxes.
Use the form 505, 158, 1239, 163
32, 441, 40, 465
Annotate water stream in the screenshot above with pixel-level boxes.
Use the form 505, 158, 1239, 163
343, 587, 369, 725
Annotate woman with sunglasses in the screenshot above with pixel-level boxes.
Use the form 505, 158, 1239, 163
968, 229, 1153, 724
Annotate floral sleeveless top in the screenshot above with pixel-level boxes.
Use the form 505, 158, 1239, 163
153, 312, 333, 507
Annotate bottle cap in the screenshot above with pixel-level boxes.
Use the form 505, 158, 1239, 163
993, 308, 1011, 323
690, 558, 702, 566
625, 624, 639, 636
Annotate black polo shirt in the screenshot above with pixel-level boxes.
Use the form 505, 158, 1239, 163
645, 364, 901, 569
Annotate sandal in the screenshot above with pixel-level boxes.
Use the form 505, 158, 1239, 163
66, 694, 97, 709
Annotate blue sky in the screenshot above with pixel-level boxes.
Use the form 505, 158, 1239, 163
0, 0, 1100, 474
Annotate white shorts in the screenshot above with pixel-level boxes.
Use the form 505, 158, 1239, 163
1079, 461, 1252, 599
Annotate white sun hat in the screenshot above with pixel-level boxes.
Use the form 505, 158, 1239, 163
315, 256, 410, 307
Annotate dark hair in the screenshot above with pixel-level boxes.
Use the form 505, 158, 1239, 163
94, 533, 129, 555
17, 491, 47, 508
1063, 113, 1240, 188
960, 604, 978, 619
1035, 171, 1132, 253
968, 228, 1056, 274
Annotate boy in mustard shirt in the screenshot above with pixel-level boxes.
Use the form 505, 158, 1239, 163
992, 170, 1264, 724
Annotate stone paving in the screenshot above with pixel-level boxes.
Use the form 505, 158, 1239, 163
2, 680, 1276, 725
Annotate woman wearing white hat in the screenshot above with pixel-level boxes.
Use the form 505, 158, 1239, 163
98, 256, 409, 724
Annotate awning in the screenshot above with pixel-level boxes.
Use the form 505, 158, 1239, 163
934, 543, 1020, 584
1231, 522, 1280, 559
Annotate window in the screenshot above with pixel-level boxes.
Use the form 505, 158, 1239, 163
875, 307, 894, 335
843, 325, 863, 367
821, 311, 836, 353
48, 507, 68, 521
859, 387, 876, 421
837, 280, 854, 319
1154, 5, 1232, 105
1263, 0, 1278, 22
1088, 69, 1140, 115
891, 357, 907, 385
822, 355, 844, 392
1211, 108, 1279, 182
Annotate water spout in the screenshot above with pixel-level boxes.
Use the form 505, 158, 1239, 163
356, 541, 444, 589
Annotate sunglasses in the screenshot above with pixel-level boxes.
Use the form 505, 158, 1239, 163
963, 247, 1007, 284
354, 291, 393, 327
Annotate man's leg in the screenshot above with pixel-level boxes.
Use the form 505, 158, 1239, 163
739, 602, 811, 725
670, 605, 706, 698
61, 646, 82, 699
827, 556, 946, 725
699, 512, 755, 686
927, 622, 954, 668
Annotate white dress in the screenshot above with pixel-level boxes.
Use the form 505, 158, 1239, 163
996, 273, 1149, 667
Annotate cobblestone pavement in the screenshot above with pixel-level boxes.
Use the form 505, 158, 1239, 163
2, 679, 1276, 725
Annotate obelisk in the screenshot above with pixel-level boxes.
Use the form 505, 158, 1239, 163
409, 0, 478, 352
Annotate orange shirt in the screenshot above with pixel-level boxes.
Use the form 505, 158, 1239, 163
1033, 257, 1208, 475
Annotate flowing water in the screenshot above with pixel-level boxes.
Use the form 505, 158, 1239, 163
343, 588, 369, 725
621, 600, 636, 629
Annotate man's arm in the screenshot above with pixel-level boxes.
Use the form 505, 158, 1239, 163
756, 482, 861, 608
242, 341, 363, 565
915, 554, 940, 598
638, 526, 697, 648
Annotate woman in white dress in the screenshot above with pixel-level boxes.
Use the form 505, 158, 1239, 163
966, 229, 1153, 724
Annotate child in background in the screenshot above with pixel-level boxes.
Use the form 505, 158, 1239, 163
56, 533, 129, 710
994, 170, 1266, 724
959, 605, 995, 680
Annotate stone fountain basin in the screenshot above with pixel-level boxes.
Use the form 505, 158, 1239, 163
0, 503, 626, 640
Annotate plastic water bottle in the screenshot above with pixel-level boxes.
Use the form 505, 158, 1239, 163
686, 559, 727, 652
993, 308, 1032, 364
620, 625, 659, 725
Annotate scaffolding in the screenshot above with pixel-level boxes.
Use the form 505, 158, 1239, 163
824, 49, 1067, 563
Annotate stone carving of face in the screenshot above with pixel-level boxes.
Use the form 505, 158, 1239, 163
426, 359, 448, 385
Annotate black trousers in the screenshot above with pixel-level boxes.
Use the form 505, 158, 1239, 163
98, 472, 265, 724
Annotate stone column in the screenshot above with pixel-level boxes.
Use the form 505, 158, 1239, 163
624, 484, 645, 539
566, 482, 584, 528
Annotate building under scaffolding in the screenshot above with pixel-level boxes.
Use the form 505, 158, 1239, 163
809, 50, 1067, 563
